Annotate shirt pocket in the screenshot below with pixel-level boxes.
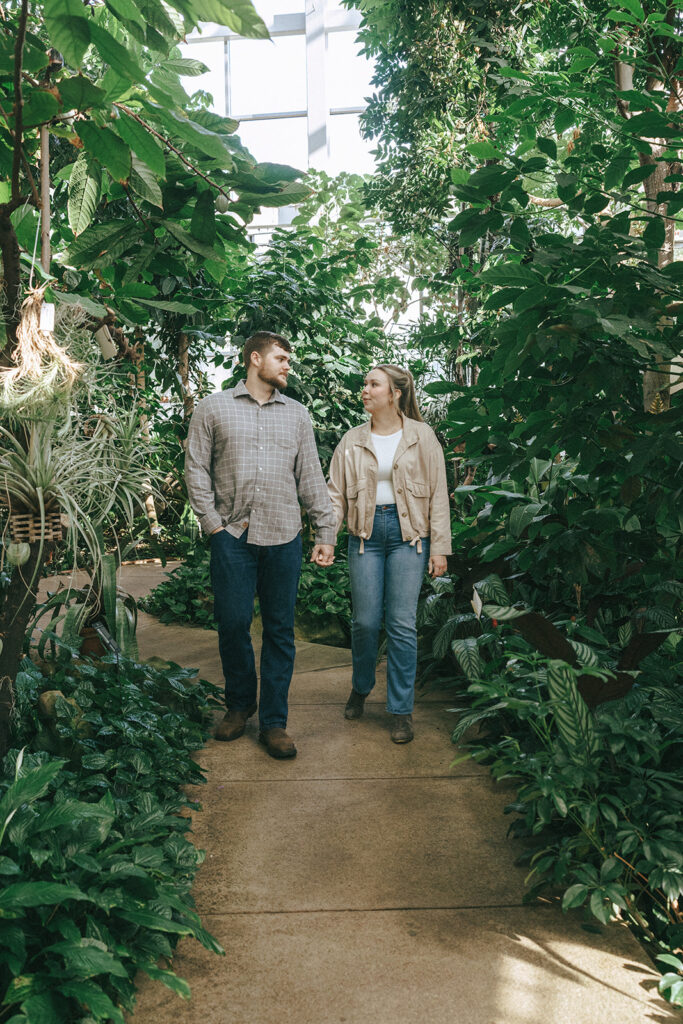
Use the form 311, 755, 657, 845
347, 477, 368, 533
405, 479, 430, 533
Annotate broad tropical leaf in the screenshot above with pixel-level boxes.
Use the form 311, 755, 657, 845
546, 660, 599, 762
68, 154, 102, 236
474, 573, 509, 604
115, 109, 166, 178
77, 122, 131, 183
43, 0, 91, 67
481, 604, 529, 621
451, 636, 483, 679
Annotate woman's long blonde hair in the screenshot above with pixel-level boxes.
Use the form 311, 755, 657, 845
374, 364, 423, 422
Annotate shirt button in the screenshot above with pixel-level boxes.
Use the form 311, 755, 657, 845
394, 463, 398, 470
241, 521, 248, 528
258, 467, 263, 471
397, 488, 403, 494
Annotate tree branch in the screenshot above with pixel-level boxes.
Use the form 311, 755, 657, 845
11, 0, 29, 201
113, 103, 233, 203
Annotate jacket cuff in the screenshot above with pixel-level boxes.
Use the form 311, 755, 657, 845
315, 528, 337, 546
199, 512, 223, 536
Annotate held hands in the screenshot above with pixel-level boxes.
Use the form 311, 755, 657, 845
311, 544, 335, 567
428, 554, 448, 578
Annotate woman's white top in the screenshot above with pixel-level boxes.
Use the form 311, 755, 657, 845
371, 429, 403, 504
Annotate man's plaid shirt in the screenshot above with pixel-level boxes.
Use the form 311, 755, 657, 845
185, 379, 336, 546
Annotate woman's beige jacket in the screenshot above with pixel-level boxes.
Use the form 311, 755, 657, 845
327, 416, 452, 555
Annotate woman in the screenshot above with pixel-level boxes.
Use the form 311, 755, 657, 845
327, 365, 451, 744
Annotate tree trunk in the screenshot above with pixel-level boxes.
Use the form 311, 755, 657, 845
0, 212, 22, 363
177, 330, 195, 422
640, 148, 677, 412
0, 540, 49, 756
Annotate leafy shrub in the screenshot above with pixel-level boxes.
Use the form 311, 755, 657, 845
418, 574, 683, 1001
0, 654, 223, 1022
141, 541, 353, 640
140, 545, 214, 629
296, 549, 351, 639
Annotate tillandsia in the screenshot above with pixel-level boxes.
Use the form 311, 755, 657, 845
0, 288, 82, 418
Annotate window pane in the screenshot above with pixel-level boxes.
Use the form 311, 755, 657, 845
327, 112, 375, 175
326, 30, 374, 110
253, 0, 304, 21
237, 116, 308, 169
230, 35, 307, 116
179, 40, 226, 115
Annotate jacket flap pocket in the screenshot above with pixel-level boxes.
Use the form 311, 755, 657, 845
407, 480, 429, 498
348, 478, 367, 499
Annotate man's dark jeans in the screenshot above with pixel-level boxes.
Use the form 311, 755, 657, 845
209, 528, 302, 730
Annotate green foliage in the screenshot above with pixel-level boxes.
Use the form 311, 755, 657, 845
418, 575, 683, 975
1, 654, 223, 1022
296, 549, 351, 639
141, 540, 353, 639
140, 545, 214, 629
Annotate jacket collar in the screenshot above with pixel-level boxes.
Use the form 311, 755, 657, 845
355, 415, 420, 455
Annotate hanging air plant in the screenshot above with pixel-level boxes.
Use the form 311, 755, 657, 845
0, 286, 82, 419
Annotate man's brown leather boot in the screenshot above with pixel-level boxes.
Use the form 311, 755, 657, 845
258, 727, 297, 759
215, 703, 257, 741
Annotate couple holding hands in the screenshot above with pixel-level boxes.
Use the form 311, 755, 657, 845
185, 331, 451, 759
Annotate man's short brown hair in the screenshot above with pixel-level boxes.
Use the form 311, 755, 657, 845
243, 331, 291, 369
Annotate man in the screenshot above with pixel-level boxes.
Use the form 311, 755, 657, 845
185, 331, 335, 759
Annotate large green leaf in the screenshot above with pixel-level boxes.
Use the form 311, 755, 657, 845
474, 574, 509, 604
141, 964, 191, 999
152, 106, 233, 164
130, 157, 163, 207
103, 0, 146, 30
46, 940, 128, 978
64, 220, 136, 268
78, 122, 131, 183
0, 759, 65, 840
546, 660, 599, 762
479, 263, 540, 287
21, 89, 60, 128
163, 221, 217, 258
238, 181, 312, 207
115, 109, 166, 179
43, 0, 91, 68
133, 297, 200, 313
191, 189, 216, 243
59, 75, 108, 111
115, 906, 196, 933
68, 153, 102, 236
451, 636, 482, 679
190, 0, 269, 39
0, 882, 87, 909
58, 982, 125, 1024
89, 21, 147, 83
162, 56, 210, 76
481, 604, 529, 621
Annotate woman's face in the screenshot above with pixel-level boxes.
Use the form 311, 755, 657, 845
361, 369, 395, 414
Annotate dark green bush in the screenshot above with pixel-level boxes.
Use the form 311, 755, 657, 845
0, 655, 223, 1023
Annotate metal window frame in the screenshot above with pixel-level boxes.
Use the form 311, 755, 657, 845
184, 3, 366, 169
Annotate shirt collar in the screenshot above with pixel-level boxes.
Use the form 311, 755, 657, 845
233, 378, 286, 405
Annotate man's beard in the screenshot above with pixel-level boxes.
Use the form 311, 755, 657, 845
258, 368, 287, 391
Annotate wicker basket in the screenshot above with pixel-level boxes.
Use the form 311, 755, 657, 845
9, 510, 65, 543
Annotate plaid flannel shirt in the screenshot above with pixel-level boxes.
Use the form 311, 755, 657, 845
185, 380, 336, 546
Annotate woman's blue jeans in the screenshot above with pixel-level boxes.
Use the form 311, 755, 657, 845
348, 504, 429, 715
209, 528, 302, 731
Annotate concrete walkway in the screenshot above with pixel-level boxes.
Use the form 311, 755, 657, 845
117, 563, 674, 1024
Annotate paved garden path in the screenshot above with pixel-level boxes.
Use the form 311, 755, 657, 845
120, 563, 675, 1024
